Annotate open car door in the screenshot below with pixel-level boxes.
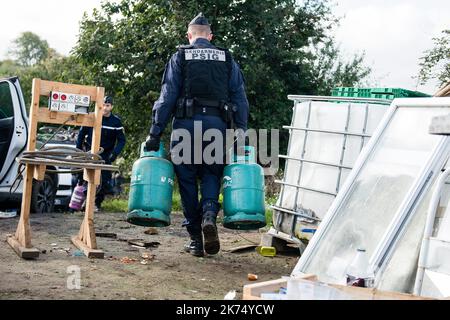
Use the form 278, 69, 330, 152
0, 77, 27, 184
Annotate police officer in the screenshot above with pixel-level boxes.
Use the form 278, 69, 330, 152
145, 13, 249, 257
76, 96, 126, 211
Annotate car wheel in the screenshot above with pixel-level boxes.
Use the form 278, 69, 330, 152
31, 174, 56, 213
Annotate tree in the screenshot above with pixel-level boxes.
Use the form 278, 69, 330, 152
309, 40, 371, 95
73, 0, 371, 169
0, 55, 90, 109
8, 32, 51, 67
418, 29, 450, 88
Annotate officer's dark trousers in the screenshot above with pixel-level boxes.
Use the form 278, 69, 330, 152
171, 114, 227, 236
95, 153, 112, 208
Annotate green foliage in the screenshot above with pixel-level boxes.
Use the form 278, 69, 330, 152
8, 32, 51, 67
0, 55, 91, 109
73, 0, 371, 172
418, 29, 450, 87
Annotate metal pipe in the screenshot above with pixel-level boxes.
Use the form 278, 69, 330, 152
336, 103, 352, 194
270, 205, 322, 222
274, 180, 337, 197
287, 95, 392, 105
278, 155, 353, 170
283, 126, 372, 138
413, 167, 450, 295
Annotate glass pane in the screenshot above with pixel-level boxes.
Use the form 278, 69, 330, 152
376, 175, 436, 293
302, 107, 449, 284
0, 82, 14, 119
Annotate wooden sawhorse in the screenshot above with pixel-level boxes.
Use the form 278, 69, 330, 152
7, 78, 115, 259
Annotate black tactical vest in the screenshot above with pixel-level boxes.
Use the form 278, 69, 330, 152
179, 43, 232, 105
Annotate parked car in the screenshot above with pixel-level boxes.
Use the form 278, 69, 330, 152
36, 126, 79, 210
0, 76, 76, 213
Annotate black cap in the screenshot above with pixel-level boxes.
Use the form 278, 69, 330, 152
104, 96, 113, 105
189, 12, 210, 26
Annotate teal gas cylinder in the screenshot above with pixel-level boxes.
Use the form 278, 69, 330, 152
222, 146, 266, 230
127, 142, 174, 227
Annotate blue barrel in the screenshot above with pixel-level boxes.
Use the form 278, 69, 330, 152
127, 142, 174, 227
223, 146, 266, 230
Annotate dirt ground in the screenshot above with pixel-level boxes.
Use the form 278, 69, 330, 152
0, 211, 299, 300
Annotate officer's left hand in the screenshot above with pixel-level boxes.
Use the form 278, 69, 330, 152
145, 135, 160, 152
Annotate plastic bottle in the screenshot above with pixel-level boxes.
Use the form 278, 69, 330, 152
69, 183, 87, 211
346, 248, 375, 288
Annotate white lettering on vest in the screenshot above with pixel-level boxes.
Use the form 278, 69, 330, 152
185, 49, 226, 62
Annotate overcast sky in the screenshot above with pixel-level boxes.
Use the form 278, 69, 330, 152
0, 0, 448, 94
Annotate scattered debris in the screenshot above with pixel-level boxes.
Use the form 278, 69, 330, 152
247, 273, 258, 281
140, 260, 149, 265
95, 232, 117, 239
224, 290, 237, 300
120, 257, 138, 264
141, 252, 156, 260
51, 243, 58, 247
144, 227, 159, 235
41, 250, 47, 254
226, 244, 258, 253
256, 246, 277, 257
127, 239, 160, 248
72, 250, 84, 257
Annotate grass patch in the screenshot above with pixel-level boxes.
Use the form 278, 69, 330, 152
263, 194, 278, 229
102, 198, 128, 213
102, 189, 184, 213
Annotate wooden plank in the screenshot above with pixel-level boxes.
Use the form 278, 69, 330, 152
20, 158, 118, 171
71, 236, 104, 259
83, 171, 98, 249
39, 79, 98, 100
7, 236, 40, 259
243, 275, 434, 300
243, 275, 320, 300
27, 79, 41, 152
435, 83, 450, 97
95, 232, 117, 239
90, 87, 105, 185
37, 108, 96, 127
243, 278, 286, 300
127, 239, 160, 248
226, 244, 258, 253
15, 165, 35, 248
33, 164, 46, 181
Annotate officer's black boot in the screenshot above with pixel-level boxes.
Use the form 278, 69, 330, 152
202, 211, 220, 255
184, 233, 204, 257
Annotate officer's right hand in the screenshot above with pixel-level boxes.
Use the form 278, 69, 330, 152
145, 135, 160, 152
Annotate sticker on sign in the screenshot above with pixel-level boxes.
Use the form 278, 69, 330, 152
48, 91, 91, 113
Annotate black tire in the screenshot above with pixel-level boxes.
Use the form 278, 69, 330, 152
31, 174, 57, 213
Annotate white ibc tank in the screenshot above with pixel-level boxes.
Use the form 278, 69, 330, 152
273, 96, 391, 239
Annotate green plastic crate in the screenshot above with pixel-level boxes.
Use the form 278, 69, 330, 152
331, 87, 431, 99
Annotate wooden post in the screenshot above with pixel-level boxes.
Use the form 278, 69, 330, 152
71, 86, 105, 259
7, 79, 107, 259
